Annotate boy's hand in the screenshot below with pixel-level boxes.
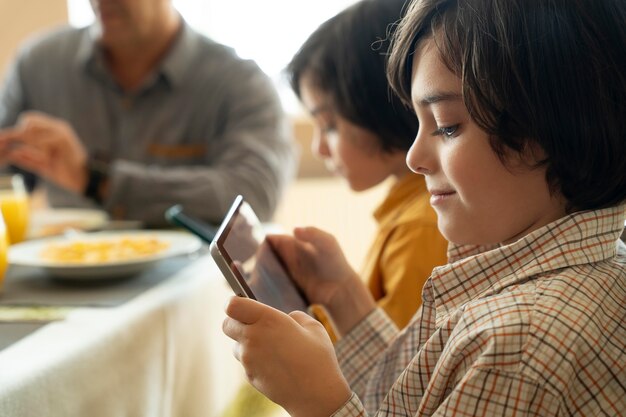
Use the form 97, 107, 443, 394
268, 227, 359, 304
268, 226, 376, 334
223, 296, 352, 417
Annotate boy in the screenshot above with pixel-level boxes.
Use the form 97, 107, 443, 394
223, 0, 626, 415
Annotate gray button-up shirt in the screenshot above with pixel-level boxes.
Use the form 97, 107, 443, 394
0, 23, 296, 226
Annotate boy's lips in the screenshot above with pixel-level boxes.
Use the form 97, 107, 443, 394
428, 187, 456, 196
428, 188, 456, 206
324, 160, 342, 176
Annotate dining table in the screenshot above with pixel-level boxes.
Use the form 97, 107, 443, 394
0, 248, 247, 417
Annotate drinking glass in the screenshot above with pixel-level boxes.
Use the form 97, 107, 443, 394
0, 174, 30, 244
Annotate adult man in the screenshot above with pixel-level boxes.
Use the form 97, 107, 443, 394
0, 0, 296, 226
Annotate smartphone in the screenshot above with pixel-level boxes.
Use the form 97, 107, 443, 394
165, 204, 218, 242
208, 195, 309, 314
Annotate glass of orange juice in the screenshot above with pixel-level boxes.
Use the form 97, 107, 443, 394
0, 174, 30, 244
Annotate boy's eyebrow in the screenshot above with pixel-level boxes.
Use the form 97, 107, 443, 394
415, 92, 462, 107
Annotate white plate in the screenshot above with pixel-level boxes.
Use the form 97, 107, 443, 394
8, 231, 203, 280
28, 208, 109, 239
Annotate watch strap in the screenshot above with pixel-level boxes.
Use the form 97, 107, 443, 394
84, 157, 110, 204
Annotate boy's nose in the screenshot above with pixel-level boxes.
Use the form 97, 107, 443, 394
406, 129, 433, 175
311, 131, 331, 159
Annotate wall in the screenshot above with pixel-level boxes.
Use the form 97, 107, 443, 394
0, 0, 68, 75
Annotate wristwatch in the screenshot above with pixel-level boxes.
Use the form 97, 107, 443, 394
83, 156, 111, 204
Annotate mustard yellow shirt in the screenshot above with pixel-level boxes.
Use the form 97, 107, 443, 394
361, 174, 448, 328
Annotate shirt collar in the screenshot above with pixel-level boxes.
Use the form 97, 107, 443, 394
75, 25, 100, 72
426, 204, 626, 317
158, 21, 199, 87
373, 174, 427, 225
76, 19, 198, 91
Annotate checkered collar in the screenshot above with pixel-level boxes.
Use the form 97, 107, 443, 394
424, 204, 626, 318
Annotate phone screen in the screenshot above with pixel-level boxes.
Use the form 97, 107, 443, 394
211, 196, 308, 314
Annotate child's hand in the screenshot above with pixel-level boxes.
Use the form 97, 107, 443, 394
223, 296, 352, 417
268, 227, 377, 334
268, 226, 360, 305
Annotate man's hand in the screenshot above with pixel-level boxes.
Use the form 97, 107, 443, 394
223, 296, 352, 417
0, 111, 88, 193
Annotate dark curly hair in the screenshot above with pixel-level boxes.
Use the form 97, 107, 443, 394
388, 0, 626, 211
287, 0, 417, 153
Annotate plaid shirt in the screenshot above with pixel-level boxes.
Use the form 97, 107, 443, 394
333, 205, 626, 416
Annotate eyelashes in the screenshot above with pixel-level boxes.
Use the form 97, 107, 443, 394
433, 124, 459, 138
321, 124, 337, 134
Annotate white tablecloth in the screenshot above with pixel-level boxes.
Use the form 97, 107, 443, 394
0, 255, 245, 417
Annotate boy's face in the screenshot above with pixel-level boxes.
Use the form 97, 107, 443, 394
407, 38, 566, 245
299, 73, 409, 191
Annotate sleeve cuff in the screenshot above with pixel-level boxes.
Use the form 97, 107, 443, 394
330, 392, 366, 417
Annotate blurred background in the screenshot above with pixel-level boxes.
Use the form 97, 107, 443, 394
0, 0, 389, 269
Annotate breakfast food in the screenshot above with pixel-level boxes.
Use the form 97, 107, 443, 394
40, 236, 170, 264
